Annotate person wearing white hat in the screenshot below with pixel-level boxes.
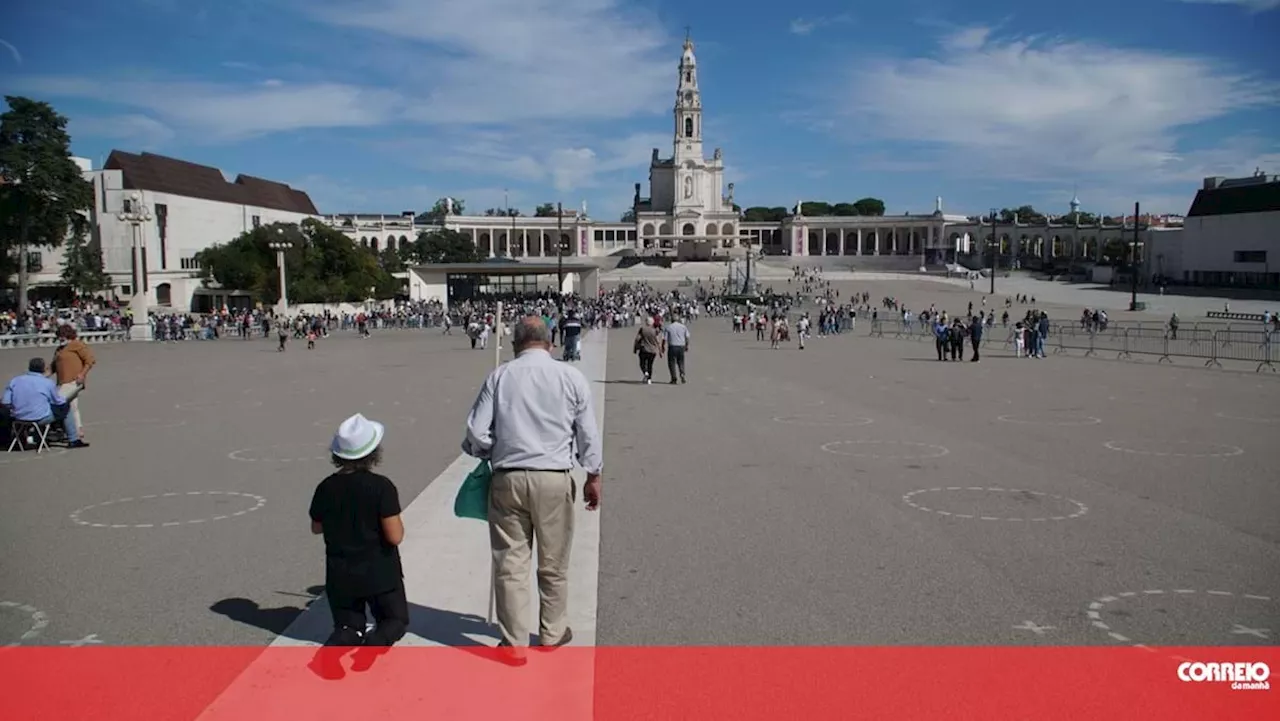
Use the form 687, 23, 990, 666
308, 413, 408, 647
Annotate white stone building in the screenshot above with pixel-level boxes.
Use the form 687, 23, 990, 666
30, 151, 319, 311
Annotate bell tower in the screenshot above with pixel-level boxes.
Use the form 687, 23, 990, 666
673, 30, 703, 163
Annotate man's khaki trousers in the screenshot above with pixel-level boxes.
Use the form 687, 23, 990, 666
57, 382, 82, 432
488, 469, 575, 648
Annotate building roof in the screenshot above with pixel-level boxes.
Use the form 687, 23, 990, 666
1187, 180, 1280, 218
410, 260, 600, 275
104, 151, 319, 215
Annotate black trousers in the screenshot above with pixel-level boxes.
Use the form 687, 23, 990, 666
936, 338, 946, 360
667, 346, 687, 381
970, 336, 981, 361
325, 583, 409, 647
638, 350, 656, 377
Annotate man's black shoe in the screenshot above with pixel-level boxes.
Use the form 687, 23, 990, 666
69, 440, 90, 449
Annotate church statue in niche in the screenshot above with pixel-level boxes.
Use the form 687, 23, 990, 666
683, 176, 693, 199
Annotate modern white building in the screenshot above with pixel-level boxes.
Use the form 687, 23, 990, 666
1144, 172, 1280, 288
30, 151, 319, 311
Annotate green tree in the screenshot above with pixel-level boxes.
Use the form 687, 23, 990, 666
742, 206, 788, 222
410, 229, 482, 264
620, 209, 636, 223
60, 231, 110, 295
534, 203, 558, 217
0, 96, 95, 314
379, 245, 406, 272
852, 198, 885, 216
798, 201, 832, 216
197, 220, 396, 303
483, 207, 521, 217
830, 202, 860, 216
416, 197, 465, 223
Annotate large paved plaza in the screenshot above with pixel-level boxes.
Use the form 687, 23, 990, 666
1, 277, 1278, 718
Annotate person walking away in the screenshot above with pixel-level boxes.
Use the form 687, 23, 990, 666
661, 315, 691, 384
51, 326, 94, 441
309, 413, 408, 652
277, 322, 289, 352
969, 314, 983, 362
796, 313, 810, 350
934, 319, 948, 361
561, 310, 583, 362
462, 317, 603, 666
634, 317, 661, 384
2, 358, 88, 448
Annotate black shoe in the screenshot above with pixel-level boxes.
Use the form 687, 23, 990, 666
495, 639, 528, 667
69, 440, 90, 449
537, 627, 573, 651
681, 377, 687, 384
670, 379, 678, 384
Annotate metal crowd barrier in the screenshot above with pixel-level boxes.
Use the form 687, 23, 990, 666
866, 319, 1276, 372
0, 330, 129, 349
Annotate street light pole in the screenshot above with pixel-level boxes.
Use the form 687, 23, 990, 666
556, 201, 565, 315
116, 191, 153, 341
1130, 201, 1141, 311
989, 208, 998, 295
269, 228, 294, 316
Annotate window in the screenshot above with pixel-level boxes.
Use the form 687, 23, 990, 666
180, 257, 201, 270
1233, 250, 1267, 264
685, 71, 691, 83
252, 215, 261, 228
684, 117, 693, 137
27, 252, 42, 272
155, 203, 168, 269
122, 198, 133, 213
594, 230, 604, 241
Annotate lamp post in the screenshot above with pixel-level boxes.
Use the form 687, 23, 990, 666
116, 191, 153, 341
1129, 201, 1142, 311
556, 201, 565, 314
988, 208, 998, 295
269, 229, 293, 316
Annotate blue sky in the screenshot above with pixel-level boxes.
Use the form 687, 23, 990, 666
2, 0, 1278, 219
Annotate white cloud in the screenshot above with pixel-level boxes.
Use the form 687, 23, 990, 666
1178, 0, 1280, 12
0, 39, 21, 65
4, 75, 405, 141
69, 114, 176, 149
790, 19, 816, 35
308, 0, 672, 124
790, 14, 853, 35
832, 26, 1280, 187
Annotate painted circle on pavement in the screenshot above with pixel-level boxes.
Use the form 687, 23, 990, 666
0, 601, 49, 647
1085, 589, 1274, 657
175, 399, 264, 412
1214, 411, 1280, 425
70, 491, 267, 528
0, 448, 68, 465
771, 415, 874, 427
997, 413, 1102, 427
1103, 440, 1244, 458
228, 443, 330, 462
902, 487, 1089, 521
85, 418, 189, 430
820, 440, 951, 460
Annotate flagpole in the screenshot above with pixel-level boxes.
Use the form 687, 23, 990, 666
489, 300, 502, 625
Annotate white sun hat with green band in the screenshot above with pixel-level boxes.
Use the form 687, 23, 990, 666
331, 413, 385, 460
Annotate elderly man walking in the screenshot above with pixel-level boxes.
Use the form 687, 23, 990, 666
462, 316, 602, 665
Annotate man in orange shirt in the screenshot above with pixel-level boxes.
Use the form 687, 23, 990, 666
52, 325, 95, 440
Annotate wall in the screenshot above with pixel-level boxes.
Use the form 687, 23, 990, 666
29, 168, 317, 312
1179, 212, 1279, 276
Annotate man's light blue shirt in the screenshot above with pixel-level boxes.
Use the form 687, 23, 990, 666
2, 372, 66, 421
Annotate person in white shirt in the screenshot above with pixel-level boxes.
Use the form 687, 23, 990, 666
796, 314, 810, 350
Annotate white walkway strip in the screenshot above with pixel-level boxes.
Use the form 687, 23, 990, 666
198, 332, 608, 719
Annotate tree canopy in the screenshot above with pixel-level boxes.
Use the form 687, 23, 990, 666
195, 219, 399, 303
416, 197, 466, 223
408, 228, 483, 264
740, 198, 886, 222
0, 96, 95, 314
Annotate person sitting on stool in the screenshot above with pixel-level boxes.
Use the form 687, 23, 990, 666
2, 358, 88, 449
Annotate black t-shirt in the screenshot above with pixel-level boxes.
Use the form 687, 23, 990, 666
562, 319, 582, 339
308, 470, 404, 597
